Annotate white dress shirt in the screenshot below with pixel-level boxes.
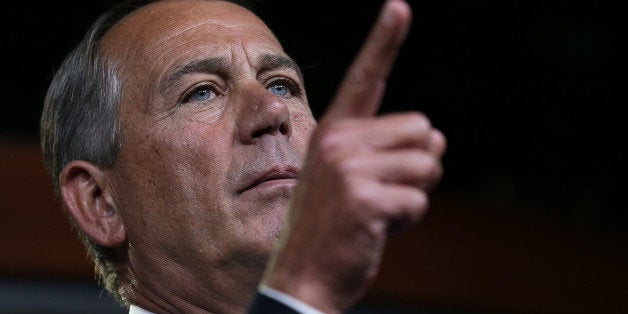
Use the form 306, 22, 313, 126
128, 285, 324, 314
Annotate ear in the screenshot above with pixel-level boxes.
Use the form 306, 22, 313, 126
60, 160, 127, 248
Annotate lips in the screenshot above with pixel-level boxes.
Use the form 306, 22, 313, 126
238, 165, 300, 194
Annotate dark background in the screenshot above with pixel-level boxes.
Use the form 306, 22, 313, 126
263, 0, 628, 232
1, 0, 627, 313
3, 0, 626, 229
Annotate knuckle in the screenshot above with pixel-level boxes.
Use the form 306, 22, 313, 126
385, 190, 429, 233
336, 155, 361, 176
430, 129, 447, 156
315, 124, 346, 156
347, 183, 376, 209
409, 191, 429, 220
422, 158, 443, 189
406, 112, 431, 132
348, 66, 376, 87
416, 153, 437, 177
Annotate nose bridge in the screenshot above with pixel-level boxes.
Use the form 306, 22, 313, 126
235, 81, 292, 144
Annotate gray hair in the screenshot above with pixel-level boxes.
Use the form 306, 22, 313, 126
40, 0, 261, 306
40, 0, 156, 306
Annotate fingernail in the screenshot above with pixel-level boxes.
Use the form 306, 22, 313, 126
379, 0, 396, 26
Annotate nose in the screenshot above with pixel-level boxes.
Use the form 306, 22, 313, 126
236, 84, 292, 144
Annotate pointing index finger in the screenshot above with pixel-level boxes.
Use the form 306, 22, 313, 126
323, 0, 412, 121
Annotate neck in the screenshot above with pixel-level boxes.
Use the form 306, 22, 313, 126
119, 253, 266, 313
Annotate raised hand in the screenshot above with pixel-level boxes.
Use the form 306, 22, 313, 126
262, 0, 446, 312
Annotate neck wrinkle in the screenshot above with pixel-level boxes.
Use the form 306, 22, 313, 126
119, 251, 262, 313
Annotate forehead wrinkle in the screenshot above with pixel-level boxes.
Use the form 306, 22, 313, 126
154, 19, 253, 49
146, 20, 256, 79
145, 26, 215, 62
151, 34, 221, 64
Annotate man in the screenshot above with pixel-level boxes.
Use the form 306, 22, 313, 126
40, 0, 446, 313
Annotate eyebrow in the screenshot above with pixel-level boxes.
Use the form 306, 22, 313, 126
160, 57, 229, 92
159, 54, 303, 93
257, 54, 303, 81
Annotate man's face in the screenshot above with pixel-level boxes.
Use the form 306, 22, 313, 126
101, 0, 316, 284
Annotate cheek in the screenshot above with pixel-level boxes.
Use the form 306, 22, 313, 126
291, 110, 317, 150
113, 134, 233, 240
114, 124, 230, 207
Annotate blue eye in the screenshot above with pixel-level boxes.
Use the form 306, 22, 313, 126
183, 86, 217, 104
268, 83, 290, 97
191, 88, 214, 101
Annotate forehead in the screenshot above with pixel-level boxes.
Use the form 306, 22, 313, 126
100, 0, 285, 80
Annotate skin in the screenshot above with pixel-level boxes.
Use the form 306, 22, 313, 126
66, 0, 315, 312
59, 0, 446, 313
261, 1, 445, 312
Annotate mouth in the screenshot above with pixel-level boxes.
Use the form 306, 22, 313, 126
238, 165, 300, 194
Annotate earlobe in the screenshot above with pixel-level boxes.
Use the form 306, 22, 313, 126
60, 160, 127, 248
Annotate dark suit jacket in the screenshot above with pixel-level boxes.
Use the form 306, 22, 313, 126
247, 292, 301, 314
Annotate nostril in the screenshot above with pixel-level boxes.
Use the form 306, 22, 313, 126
238, 94, 293, 143
252, 126, 275, 138
280, 122, 290, 136
251, 122, 291, 138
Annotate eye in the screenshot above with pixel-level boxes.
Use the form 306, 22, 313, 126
267, 79, 298, 97
182, 85, 218, 104
268, 83, 289, 96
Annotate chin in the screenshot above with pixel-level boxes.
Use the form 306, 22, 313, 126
232, 184, 293, 256
237, 182, 294, 222
233, 223, 283, 270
